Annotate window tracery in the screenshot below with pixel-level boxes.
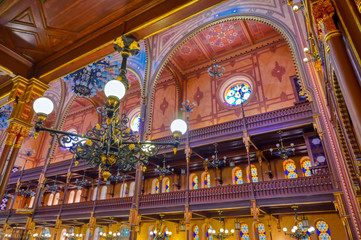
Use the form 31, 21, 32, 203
257, 223, 266, 240
192, 225, 199, 240
301, 157, 312, 177
316, 220, 331, 240
283, 159, 298, 179
233, 167, 243, 185
240, 223, 249, 240
192, 175, 198, 190
248, 165, 258, 183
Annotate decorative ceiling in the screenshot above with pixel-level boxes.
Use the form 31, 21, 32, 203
169, 19, 282, 75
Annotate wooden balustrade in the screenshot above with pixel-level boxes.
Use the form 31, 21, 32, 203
139, 191, 186, 208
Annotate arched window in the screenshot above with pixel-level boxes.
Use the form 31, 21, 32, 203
68, 190, 75, 204
301, 157, 312, 177
47, 193, 54, 206
128, 182, 135, 197
93, 227, 101, 240
92, 187, 98, 201
60, 228, 67, 240
247, 165, 258, 183
257, 223, 266, 240
283, 160, 298, 179
120, 183, 128, 198
119, 225, 130, 240
85, 229, 90, 240
53, 192, 60, 205
100, 186, 107, 200
232, 167, 243, 185
43, 228, 51, 237
151, 179, 160, 194
190, 174, 198, 190
29, 196, 35, 208
0, 197, 9, 210
201, 172, 211, 188
219, 76, 254, 107
148, 226, 155, 240
75, 189, 82, 203
162, 177, 171, 193
240, 223, 249, 240
206, 226, 214, 240
192, 225, 199, 240
315, 220, 331, 240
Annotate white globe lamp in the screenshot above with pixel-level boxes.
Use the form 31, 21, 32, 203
33, 97, 54, 121
170, 119, 187, 135
104, 80, 126, 103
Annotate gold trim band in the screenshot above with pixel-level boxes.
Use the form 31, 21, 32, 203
324, 30, 342, 43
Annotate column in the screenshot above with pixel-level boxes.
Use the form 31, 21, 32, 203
0, 76, 49, 199
312, 0, 361, 145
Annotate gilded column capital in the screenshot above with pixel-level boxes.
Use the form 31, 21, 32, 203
312, 0, 341, 42
354, 0, 361, 13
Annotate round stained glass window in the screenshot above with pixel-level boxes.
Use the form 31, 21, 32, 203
224, 83, 251, 106
130, 113, 140, 133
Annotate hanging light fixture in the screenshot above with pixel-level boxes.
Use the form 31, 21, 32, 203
208, 59, 225, 78
155, 155, 174, 177
32, 36, 188, 181
0, 104, 12, 130
19, 184, 35, 198
46, 176, 58, 194
107, 168, 127, 185
65, 227, 83, 240
269, 131, 295, 160
63, 56, 122, 98
32, 232, 51, 240
208, 211, 235, 239
205, 143, 227, 168
149, 215, 172, 240
282, 206, 315, 239
75, 172, 91, 190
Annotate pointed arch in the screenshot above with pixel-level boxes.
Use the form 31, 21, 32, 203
68, 190, 75, 204
119, 224, 130, 239
301, 157, 312, 177
201, 172, 211, 188
315, 219, 332, 240
162, 177, 171, 193
247, 165, 258, 183
151, 178, 160, 194
100, 186, 107, 200
232, 167, 243, 185
283, 159, 298, 179
53, 192, 60, 205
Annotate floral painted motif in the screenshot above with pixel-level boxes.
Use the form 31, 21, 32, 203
0, 197, 8, 210
249, 165, 258, 183
258, 223, 266, 240
240, 224, 249, 240
316, 221, 331, 240
235, 169, 243, 184
225, 83, 251, 106
301, 159, 312, 177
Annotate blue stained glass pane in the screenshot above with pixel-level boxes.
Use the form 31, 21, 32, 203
131, 114, 141, 133
225, 83, 251, 106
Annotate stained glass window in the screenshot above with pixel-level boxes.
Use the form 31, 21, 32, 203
120, 228, 129, 237
206, 226, 214, 240
131, 113, 141, 133
240, 224, 249, 240
235, 169, 243, 185
204, 172, 211, 188
301, 158, 312, 177
257, 223, 266, 240
225, 83, 251, 106
11, 167, 19, 173
0, 197, 8, 210
283, 160, 298, 179
193, 225, 199, 240
192, 175, 198, 190
248, 165, 258, 183
165, 178, 170, 193
316, 220, 331, 240
155, 180, 160, 194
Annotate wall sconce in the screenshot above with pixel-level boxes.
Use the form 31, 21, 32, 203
180, 223, 186, 232
234, 219, 241, 231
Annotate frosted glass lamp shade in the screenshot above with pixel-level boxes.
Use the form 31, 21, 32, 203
33, 97, 54, 115
104, 80, 126, 100
170, 119, 187, 135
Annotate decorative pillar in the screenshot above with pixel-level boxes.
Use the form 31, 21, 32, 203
184, 205, 192, 240
334, 192, 354, 240
129, 164, 144, 240
312, 0, 361, 145
129, 209, 141, 240
256, 151, 264, 182
88, 212, 96, 240
250, 200, 259, 240
0, 76, 48, 199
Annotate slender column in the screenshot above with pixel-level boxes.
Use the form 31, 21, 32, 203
334, 192, 354, 240
0, 125, 29, 198
0, 123, 19, 175
250, 200, 259, 240
313, 0, 361, 145
129, 164, 143, 240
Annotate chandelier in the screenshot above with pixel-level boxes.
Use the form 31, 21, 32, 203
208, 60, 225, 78
32, 233, 51, 240
155, 155, 174, 177
107, 168, 127, 184
208, 211, 235, 239
0, 104, 12, 129
282, 206, 315, 239
180, 100, 197, 113
46, 176, 58, 194
99, 230, 122, 239
149, 215, 172, 240
269, 131, 295, 160
32, 36, 188, 181
3, 233, 12, 239
63, 56, 122, 98
65, 230, 83, 240
19, 184, 35, 198
205, 143, 227, 168
75, 172, 91, 190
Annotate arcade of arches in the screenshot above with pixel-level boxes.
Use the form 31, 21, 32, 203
0, 0, 361, 240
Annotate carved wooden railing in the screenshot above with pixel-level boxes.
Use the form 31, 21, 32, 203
140, 191, 186, 208
95, 197, 132, 210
